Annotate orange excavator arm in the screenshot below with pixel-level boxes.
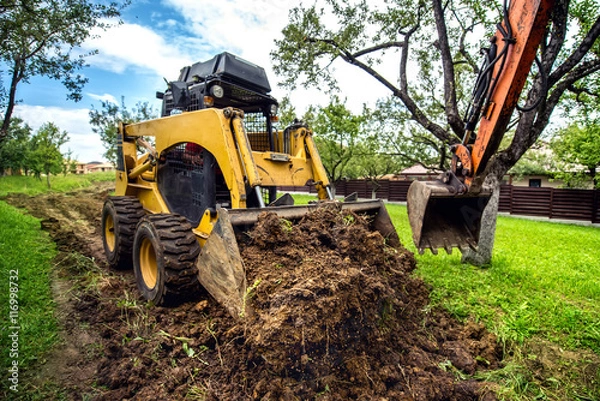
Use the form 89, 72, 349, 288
407, 0, 555, 254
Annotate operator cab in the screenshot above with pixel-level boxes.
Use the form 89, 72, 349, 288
155, 53, 281, 222
157, 52, 278, 138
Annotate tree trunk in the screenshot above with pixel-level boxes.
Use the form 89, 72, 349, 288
461, 174, 500, 266
2, 59, 23, 137
46, 173, 51, 188
330, 182, 336, 197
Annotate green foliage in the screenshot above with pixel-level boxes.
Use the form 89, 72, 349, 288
304, 96, 368, 184
348, 139, 406, 182
368, 97, 447, 170
28, 123, 69, 188
277, 96, 298, 128
508, 140, 564, 182
89, 97, 157, 163
0, 202, 58, 396
0, 0, 127, 135
0, 119, 76, 184
0, 118, 33, 174
551, 122, 600, 188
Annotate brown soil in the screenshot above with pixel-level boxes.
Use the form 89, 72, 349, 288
3, 185, 502, 400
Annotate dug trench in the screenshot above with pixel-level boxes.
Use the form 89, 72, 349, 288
4, 184, 502, 400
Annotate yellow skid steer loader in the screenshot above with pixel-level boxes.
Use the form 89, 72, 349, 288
101, 53, 398, 318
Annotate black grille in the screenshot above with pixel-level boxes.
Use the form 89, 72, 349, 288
157, 143, 207, 224
245, 113, 270, 152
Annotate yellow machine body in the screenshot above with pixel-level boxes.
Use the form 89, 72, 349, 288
113, 107, 397, 317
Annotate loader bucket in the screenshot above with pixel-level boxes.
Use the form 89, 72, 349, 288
407, 180, 492, 254
195, 208, 247, 318
227, 199, 400, 248
198, 199, 400, 319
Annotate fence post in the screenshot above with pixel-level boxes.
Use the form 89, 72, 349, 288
508, 185, 513, 214
593, 189, 599, 224
549, 187, 554, 219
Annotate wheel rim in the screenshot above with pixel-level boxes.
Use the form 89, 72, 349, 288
104, 214, 115, 252
139, 237, 158, 289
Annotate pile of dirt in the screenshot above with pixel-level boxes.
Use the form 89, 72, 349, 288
3, 188, 502, 400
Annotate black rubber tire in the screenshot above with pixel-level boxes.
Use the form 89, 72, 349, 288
132, 214, 200, 305
101, 196, 145, 270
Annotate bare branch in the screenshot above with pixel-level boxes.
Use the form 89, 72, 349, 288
307, 34, 456, 145
432, 0, 465, 136
351, 41, 404, 58
453, 11, 478, 72
548, 15, 600, 86
541, 0, 569, 72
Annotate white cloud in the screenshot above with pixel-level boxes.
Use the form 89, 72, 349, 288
88, 93, 119, 104
82, 21, 193, 80
13, 105, 106, 163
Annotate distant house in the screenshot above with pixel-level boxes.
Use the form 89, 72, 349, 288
381, 164, 439, 181
86, 161, 115, 173
74, 162, 87, 174
508, 143, 593, 188
72, 161, 115, 174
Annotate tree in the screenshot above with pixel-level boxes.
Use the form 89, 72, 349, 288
63, 148, 78, 176
551, 122, 600, 188
303, 96, 367, 193
0, 117, 32, 175
370, 97, 447, 171
350, 137, 407, 198
29, 122, 69, 188
272, 0, 600, 264
0, 0, 125, 138
276, 96, 298, 128
89, 98, 157, 164
508, 142, 560, 180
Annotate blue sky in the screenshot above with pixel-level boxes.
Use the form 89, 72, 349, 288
12, 0, 394, 162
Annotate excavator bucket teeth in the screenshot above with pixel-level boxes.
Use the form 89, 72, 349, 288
196, 208, 247, 319
407, 180, 492, 254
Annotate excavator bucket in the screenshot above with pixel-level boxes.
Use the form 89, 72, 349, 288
407, 180, 492, 254
198, 199, 400, 319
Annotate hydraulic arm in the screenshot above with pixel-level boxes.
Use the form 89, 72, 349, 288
407, 0, 555, 254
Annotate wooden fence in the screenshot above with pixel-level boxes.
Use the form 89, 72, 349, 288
281, 180, 600, 224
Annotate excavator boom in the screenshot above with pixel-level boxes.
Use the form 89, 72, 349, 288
408, 0, 554, 254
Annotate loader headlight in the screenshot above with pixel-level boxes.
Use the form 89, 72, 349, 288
269, 104, 278, 116
210, 85, 224, 98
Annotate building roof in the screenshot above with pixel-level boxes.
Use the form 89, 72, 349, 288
400, 164, 436, 175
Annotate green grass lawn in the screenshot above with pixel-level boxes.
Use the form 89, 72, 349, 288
386, 205, 600, 353
0, 171, 114, 197
0, 201, 58, 397
0, 172, 114, 399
